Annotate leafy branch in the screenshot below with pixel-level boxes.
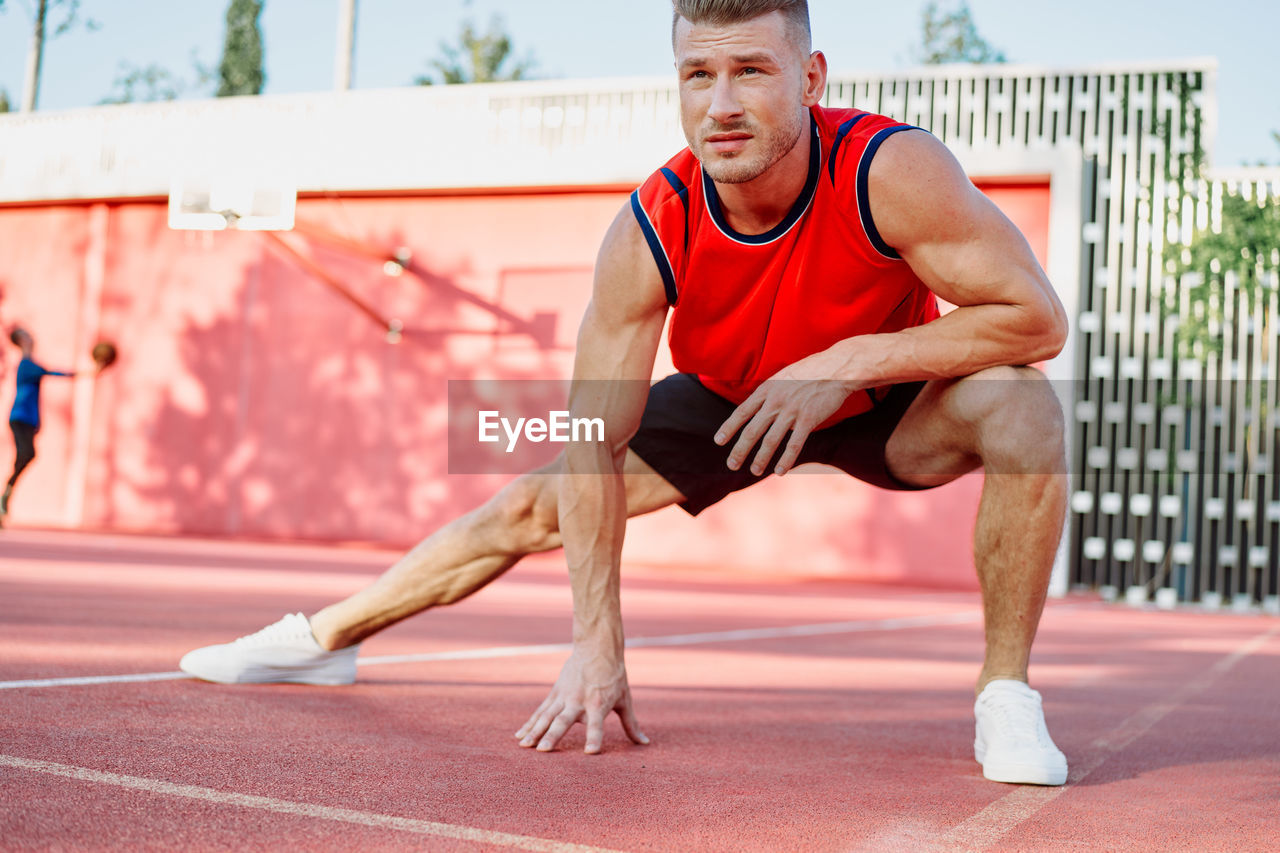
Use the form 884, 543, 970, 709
98, 52, 215, 105
1168, 130, 1280, 360
415, 16, 535, 85
913, 1, 1006, 65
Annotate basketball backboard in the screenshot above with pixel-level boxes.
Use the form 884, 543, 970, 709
168, 176, 297, 231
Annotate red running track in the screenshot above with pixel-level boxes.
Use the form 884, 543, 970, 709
1, 528, 1278, 852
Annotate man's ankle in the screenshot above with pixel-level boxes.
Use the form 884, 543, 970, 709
307, 612, 353, 652
976, 671, 1029, 696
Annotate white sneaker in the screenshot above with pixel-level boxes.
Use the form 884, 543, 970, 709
179, 613, 359, 685
974, 679, 1068, 785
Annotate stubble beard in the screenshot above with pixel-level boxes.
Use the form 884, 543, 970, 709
696, 110, 806, 185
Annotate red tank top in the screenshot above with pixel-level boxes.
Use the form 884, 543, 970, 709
630, 106, 940, 424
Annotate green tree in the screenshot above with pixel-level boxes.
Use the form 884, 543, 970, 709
415, 16, 534, 85
100, 64, 183, 105
915, 1, 1006, 64
1173, 191, 1280, 358
11, 0, 99, 111
99, 51, 215, 105
1165, 124, 1280, 356
217, 0, 265, 97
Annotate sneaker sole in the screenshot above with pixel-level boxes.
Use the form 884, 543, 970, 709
980, 760, 1068, 786
240, 667, 355, 685
179, 654, 356, 686
180, 667, 356, 686
976, 741, 1068, 786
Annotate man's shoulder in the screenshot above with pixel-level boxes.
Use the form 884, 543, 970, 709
642, 147, 700, 195
814, 105, 912, 146
634, 147, 701, 226
818, 106, 931, 211
813, 104, 865, 131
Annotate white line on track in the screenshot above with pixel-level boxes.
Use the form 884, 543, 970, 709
935, 623, 1280, 852
0, 671, 192, 690
0, 754, 625, 853
0, 610, 982, 690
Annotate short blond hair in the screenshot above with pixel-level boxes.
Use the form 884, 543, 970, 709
671, 0, 811, 52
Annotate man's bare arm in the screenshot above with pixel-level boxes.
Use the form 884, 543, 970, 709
718, 130, 1068, 475
827, 129, 1068, 383
514, 202, 669, 754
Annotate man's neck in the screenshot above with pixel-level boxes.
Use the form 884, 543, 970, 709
711, 120, 812, 236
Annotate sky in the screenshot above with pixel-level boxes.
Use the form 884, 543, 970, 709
0, 0, 1278, 167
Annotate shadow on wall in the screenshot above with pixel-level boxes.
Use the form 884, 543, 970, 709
98, 218, 578, 545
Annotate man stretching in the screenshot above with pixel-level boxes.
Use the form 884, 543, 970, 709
181, 0, 1071, 786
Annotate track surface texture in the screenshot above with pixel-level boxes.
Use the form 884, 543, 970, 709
2, 529, 1278, 852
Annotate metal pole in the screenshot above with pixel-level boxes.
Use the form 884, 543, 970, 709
260, 230, 399, 339
334, 0, 357, 91
21, 0, 48, 112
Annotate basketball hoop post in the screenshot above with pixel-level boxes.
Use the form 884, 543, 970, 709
259, 230, 404, 342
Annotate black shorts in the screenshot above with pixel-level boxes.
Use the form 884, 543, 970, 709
628, 374, 935, 516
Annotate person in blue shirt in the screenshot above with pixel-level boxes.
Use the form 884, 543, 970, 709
3, 327, 78, 524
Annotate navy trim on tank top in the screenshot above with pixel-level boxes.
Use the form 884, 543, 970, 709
856, 125, 920, 260
828, 113, 870, 183
630, 190, 680, 305
661, 167, 692, 252
702, 115, 820, 246
660, 168, 689, 213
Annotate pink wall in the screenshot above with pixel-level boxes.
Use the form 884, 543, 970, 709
0, 182, 1050, 590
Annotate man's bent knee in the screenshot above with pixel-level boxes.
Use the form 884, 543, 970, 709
483, 465, 563, 554
961, 367, 1065, 475
477, 449, 683, 553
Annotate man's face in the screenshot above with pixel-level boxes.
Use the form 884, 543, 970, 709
674, 11, 811, 184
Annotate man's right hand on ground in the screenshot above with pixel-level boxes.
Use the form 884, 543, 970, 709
515, 644, 649, 754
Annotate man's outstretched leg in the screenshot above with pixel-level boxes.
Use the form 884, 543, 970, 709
179, 452, 683, 684
887, 366, 1069, 785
